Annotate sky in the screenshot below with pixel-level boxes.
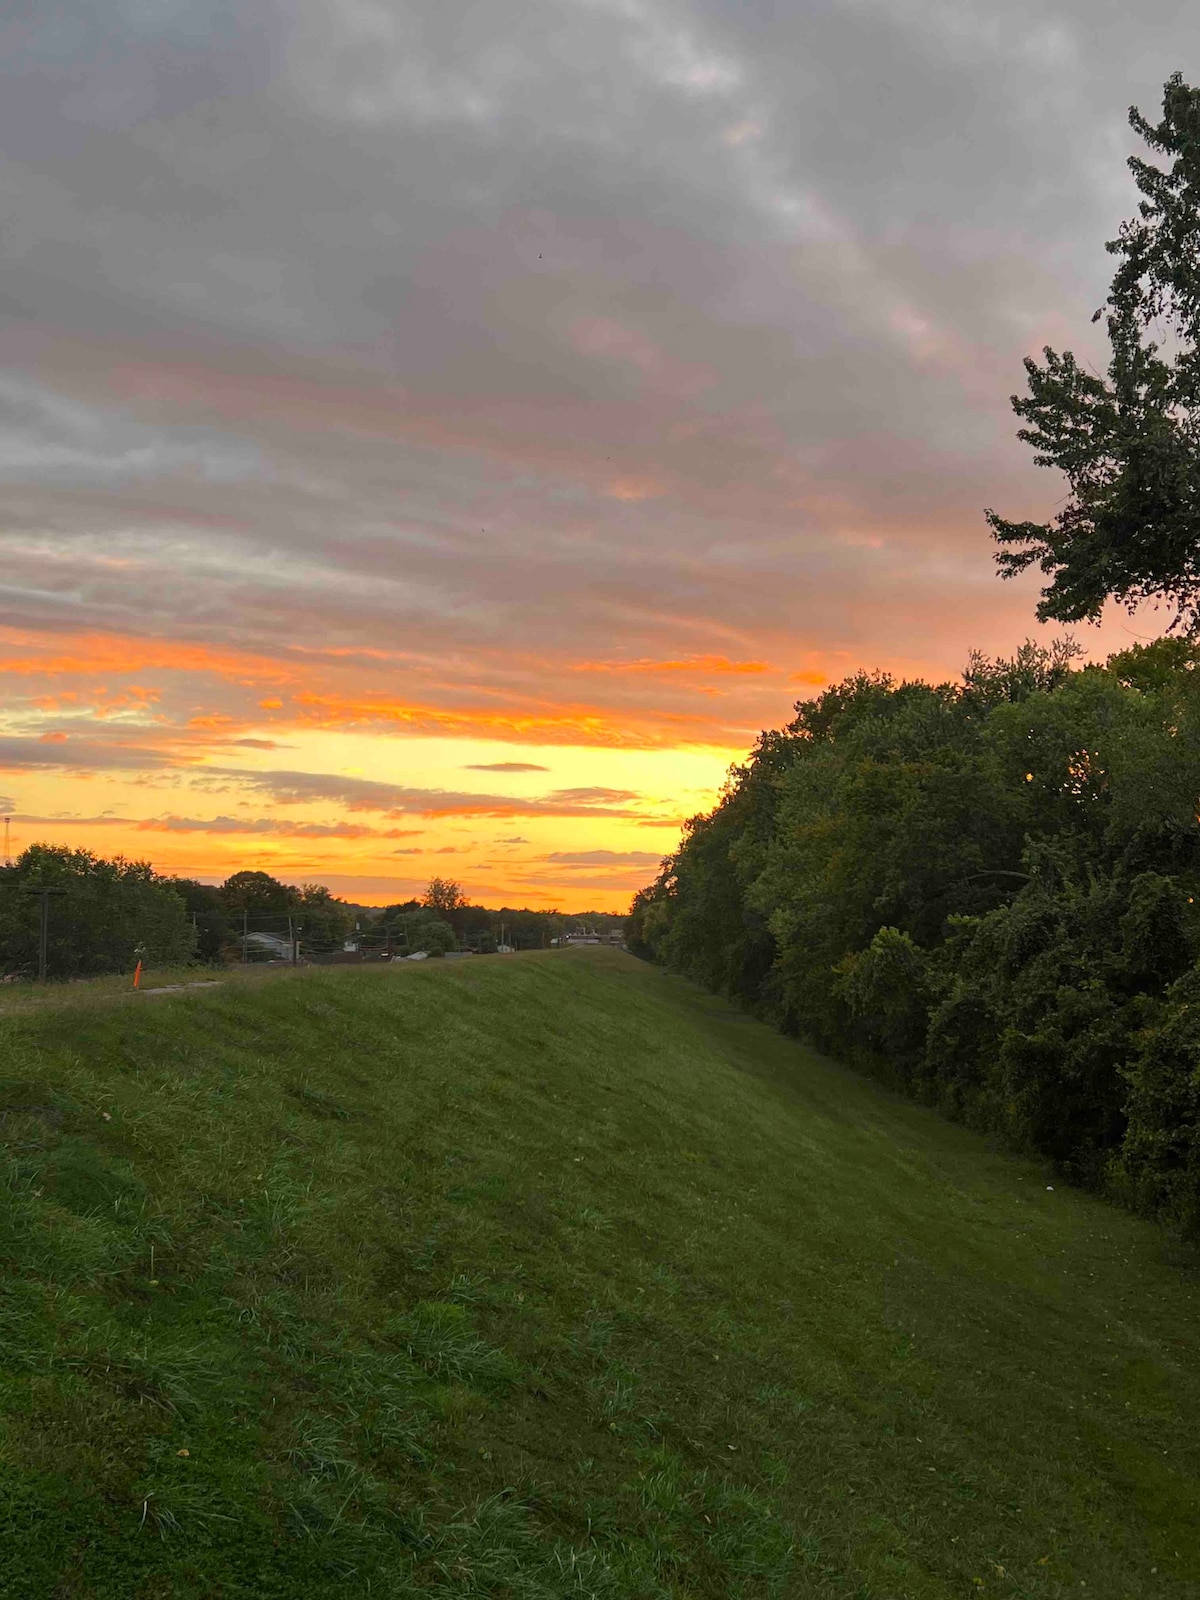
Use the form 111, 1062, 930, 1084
0, 1, 1197, 911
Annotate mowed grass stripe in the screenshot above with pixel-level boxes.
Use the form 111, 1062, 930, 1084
0, 948, 1195, 1598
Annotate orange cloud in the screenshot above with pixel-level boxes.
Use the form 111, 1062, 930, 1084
290, 690, 717, 749
134, 816, 389, 839
573, 655, 770, 677
0, 630, 295, 685
0, 613, 780, 752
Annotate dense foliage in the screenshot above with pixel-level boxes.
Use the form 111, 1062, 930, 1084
988, 74, 1200, 629
214, 871, 357, 953
628, 639, 1200, 1233
0, 858, 359, 979
0, 845, 196, 979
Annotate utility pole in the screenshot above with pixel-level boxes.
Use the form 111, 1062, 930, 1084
242, 907, 248, 964
19, 885, 66, 982
288, 913, 297, 964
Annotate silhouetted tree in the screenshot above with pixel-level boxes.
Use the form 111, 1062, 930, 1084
422, 876, 466, 916
169, 878, 234, 962
988, 75, 1200, 630
220, 870, 294, 917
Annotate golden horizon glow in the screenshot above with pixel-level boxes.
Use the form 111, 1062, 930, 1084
0, 612, 1137, 910
0, 638, 750, 908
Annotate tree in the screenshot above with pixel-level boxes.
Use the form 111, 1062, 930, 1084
987, 74, 1200, 630
220, 870, 295, 917
422, 877, 466, 917
406, 914, 457, 956
295, 884, 353, 952
961, 638, 1083, 709
169, 878, 234, 962
0, 845, 196, 978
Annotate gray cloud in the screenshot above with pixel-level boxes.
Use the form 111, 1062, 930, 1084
0, 736, 176, 771
201, 768, 653, 819
0, 375, 263, 489
547, 788, 641, 805
6, 812, 422, 840
464, 762, 550, 772
143, 814, 389, 838
0, 0, 1192, 722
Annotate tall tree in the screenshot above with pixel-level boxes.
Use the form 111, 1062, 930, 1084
220, 870, 295, 917
987, 74, 1200, 630
422, 876, 466, 917
295, 883, 353, 951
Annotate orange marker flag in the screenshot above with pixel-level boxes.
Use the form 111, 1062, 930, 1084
133, 961, 143, 990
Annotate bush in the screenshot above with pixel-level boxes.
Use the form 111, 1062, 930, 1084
407, 917, 457, 956
1115, 967, 1200, 1233
835, 927, 932, 1073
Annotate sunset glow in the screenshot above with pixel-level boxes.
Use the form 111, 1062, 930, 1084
0, 3, 1168, 909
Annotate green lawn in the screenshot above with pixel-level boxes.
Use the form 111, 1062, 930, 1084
1, 949, 1196, 1597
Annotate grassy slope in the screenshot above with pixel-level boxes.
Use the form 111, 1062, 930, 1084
0, 950, 1196, 1599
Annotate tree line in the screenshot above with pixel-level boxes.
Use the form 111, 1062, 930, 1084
0, 852, 623, 979
0, 855, 364, 977
627, 638, 1200, 1233
371, 878, 624, 956
628, 75, 1200, 1237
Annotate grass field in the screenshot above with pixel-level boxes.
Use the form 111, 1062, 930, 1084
1, 948, 1197, 1598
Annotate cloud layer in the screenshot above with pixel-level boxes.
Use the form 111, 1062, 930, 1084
0, 1, 1192, 904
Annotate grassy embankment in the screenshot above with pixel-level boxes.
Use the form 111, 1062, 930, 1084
1, 949, 1197, 1598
